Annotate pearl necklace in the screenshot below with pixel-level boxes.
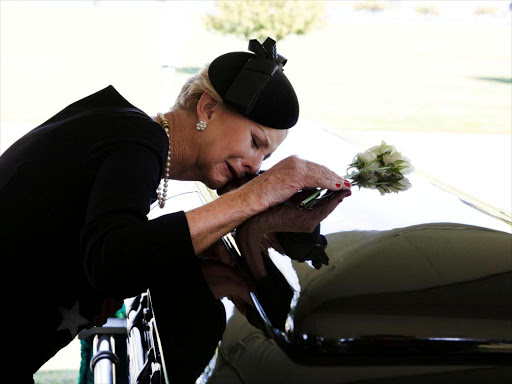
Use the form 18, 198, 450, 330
156, 112, 172, 209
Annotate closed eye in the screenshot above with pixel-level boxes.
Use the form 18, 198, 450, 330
251, 135, 260, 149
251, 127, 272, 161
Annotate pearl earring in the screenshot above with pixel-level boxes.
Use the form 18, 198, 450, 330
196, 120, 207, 131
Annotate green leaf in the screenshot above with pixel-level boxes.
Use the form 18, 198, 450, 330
204, 1, 326, 42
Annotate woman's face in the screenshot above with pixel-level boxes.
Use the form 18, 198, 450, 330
195, 95, 288, 190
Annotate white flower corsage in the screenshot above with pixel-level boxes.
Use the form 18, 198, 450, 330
300, 141, 414, 208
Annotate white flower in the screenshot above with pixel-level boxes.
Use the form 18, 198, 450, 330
378, 141, 397, 155
368, 145, 381, 155
303, 141, 413, 208
399, 156, 415, 174
397, 177, 412, 190
346, 140, 414, 196
382, 151, 402, 165
357, 151, 377, 164
377, 186, 387, 195
368, 161, 380, 171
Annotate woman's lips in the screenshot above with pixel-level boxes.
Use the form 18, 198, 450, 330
225, 161, 237, 180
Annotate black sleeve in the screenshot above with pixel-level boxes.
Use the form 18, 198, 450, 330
80, 140, 206, 300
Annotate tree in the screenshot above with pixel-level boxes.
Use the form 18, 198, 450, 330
203, 0, 326, 42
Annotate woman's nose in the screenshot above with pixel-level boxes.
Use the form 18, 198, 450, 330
242, 154, 263, 175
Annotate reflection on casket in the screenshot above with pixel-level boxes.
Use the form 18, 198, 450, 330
202, 223, 512, 384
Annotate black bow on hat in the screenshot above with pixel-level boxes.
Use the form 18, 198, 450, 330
208, 37, 299, 129
247, 37, 287, 71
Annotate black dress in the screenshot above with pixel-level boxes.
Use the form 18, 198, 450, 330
0, 85, 225, 381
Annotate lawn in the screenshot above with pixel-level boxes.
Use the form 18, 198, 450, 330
170, 15, 511, 135
287, 16, 511, 135
33, 370, 78, 384
2, 3, 509, 136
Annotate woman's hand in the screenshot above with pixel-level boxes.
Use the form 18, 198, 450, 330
246, 189, 352, 234
237, 156, 350, 213
236, 189, 351, 279
186, 157, 349, 256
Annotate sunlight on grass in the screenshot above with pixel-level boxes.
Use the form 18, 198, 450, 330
1, 2, 510, 136
34, 370, 78, 384
292, 19, 511, 135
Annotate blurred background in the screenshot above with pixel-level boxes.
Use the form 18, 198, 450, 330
1, 1, 510, 383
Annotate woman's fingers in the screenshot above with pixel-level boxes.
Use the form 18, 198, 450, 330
249, 188, 351, 234
278, 156, 348, 191
244, 156, 351, 212
304, 189, 351, 222
303, 159, 351, 192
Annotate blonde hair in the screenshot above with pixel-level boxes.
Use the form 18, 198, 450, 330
171, 64, 223, 113
171, 64, 291, 135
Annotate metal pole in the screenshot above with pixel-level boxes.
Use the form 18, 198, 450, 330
91, 334, 119, 384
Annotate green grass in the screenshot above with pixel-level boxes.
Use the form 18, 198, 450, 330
34, 370, 78, 384
2, 6, 508, 136
175, 66, 202, 75
285, 19, 511, 135
473, 76, 512, 84
171, 17, 511, 135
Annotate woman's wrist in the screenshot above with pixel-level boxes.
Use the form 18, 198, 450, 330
235, 177, 272, 216
233, 185, 261, 215
185, 184, 265, 255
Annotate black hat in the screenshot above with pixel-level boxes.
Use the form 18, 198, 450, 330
208, 37, 299, 129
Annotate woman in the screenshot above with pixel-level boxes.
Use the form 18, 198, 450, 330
0, 37, 350, 381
